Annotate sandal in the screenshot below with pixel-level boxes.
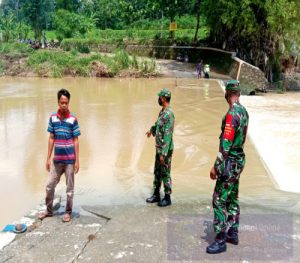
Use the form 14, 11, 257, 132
62, 213, 71, 223
38, 211, 53, 220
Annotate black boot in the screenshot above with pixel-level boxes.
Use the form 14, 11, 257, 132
146, 189, 160, 203
206, 232, 227, 254
226, 227, 239, 245
158, 194, 171, 207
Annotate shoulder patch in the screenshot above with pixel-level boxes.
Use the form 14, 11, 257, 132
223, 113, 235, 141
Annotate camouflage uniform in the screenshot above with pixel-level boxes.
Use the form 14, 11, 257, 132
213, 101, 249, 234
150, 106, 175, 195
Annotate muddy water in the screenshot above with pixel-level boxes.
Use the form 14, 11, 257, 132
0, 78, 298, 229
241, 92, 300, 194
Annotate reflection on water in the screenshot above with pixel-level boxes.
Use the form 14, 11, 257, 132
0, 77, 299, 229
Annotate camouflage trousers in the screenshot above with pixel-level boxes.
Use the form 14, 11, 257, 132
212, 159, 244, 234
153, 150, 173, 195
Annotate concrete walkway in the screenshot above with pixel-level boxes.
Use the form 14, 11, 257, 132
1, 201, 299, 263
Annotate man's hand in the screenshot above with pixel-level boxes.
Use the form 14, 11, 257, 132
210, 166, 218, 180
160, 155, 166, 165
145, 130, 152, 138
46, 159, 51, 172
75, 161, 80, 174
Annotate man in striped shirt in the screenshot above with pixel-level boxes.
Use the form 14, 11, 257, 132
39, 89, 81, 222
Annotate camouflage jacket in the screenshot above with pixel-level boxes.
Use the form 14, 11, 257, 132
214, 102, 249, 174
150, 106, 175, 156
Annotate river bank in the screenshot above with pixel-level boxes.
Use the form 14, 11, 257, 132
0, 43, 232, 80
0, 44, 157, 78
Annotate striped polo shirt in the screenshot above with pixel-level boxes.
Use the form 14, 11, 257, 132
47, 111, 81, 164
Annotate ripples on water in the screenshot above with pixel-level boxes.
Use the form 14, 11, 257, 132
0, 78, 298, 229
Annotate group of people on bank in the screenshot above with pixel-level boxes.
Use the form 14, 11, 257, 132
38, 80, 249, 254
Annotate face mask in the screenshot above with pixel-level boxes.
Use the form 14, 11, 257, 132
158, 97, 163, 106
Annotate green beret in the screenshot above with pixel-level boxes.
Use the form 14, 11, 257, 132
157, 88, 171, 98
225, 80, 241, 92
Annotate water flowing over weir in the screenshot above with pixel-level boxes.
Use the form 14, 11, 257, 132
0, 77, 299, 229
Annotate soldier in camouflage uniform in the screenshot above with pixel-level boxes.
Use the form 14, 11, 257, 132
146, 88, 175, 207
207, 80, 249, 254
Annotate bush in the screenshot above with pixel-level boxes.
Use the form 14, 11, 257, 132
0, 42, 33, 59
114, 49, 130, 69
60, 27, 210, 51
131, 55, 139, 69
77, 43, 90, 54
130, 15, 199, 30
26, 48, 142, 77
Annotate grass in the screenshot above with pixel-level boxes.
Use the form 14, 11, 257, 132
60, 27, 210, 52
0, 42, 33, 58
26, 48, 156, 77
130, 15, 200, 30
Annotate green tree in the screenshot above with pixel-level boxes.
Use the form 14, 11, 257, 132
193, 0, 202, 42
56, 0, 81, 12
0, 11, 17, 41
151, 0, 193, 38
1, 0, 56, 39
201, 0, 300, 75
83, 0, 123, 29
53, 9, 96, 41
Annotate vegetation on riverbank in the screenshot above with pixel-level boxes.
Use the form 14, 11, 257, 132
60, 28, 209, 51
0, 0, 300, 82
0, 43, 157, 77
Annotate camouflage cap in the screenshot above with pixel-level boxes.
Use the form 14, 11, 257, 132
157, 88, 171, 98
225, 80, 241, 92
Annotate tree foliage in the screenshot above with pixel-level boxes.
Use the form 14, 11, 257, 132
53, 9, 96, 41
0, 0, 299, 78
201, 0, 300, 74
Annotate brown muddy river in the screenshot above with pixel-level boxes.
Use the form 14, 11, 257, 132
0, 77, 298, 229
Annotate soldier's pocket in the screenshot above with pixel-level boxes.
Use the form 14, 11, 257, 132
219, 161, 228, 182
219, 160, 235, 182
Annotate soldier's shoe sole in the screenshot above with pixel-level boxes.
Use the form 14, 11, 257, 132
206, 246, 227, 254
157, 202, 172, 207
146, 198, 160, 203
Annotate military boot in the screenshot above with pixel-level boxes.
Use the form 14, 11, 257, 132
206, 232, 227, 254
158, 194, 171, 207
146, 188, 160, 203
226, 227, 239, 245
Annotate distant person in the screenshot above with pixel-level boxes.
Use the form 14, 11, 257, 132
39, 89, 81, 223
206, 80, 249, 254
204, 64, 210, 79
196, 60, 203, 78
146, 88, 175, 207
